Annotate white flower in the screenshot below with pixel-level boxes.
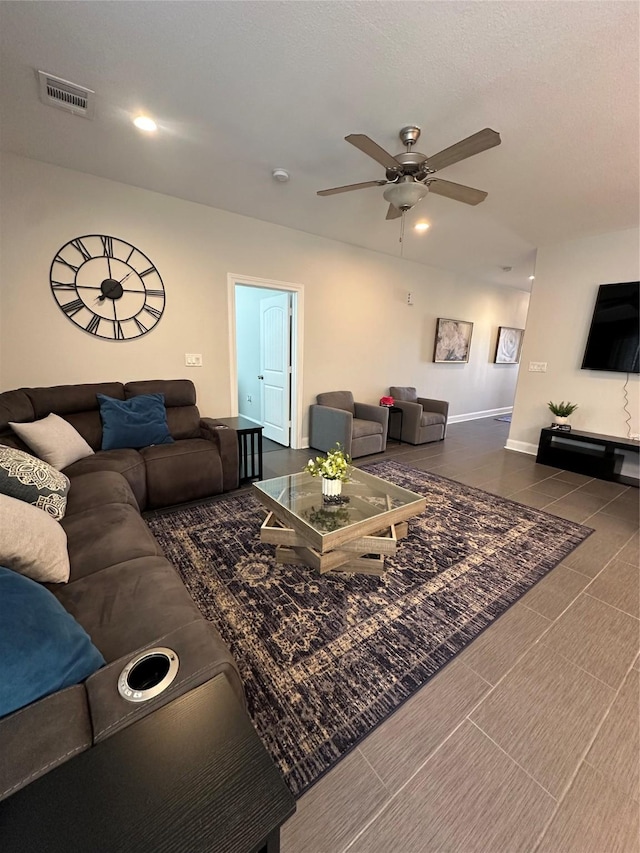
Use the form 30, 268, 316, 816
303, 444, 351, 482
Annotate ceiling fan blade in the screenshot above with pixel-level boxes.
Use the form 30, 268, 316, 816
345, 134, 400, 170
385, 203, 402, 220
427, 128, 501, 173
317, 179, 387, 197
427, 178, 488, 205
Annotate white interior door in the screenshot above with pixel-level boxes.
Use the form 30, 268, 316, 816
259, 293, 291, 444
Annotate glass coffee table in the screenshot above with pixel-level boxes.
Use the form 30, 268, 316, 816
253, 468, 426, 575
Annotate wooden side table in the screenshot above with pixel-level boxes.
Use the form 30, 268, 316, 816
214, 416, 264, 483
0, 675, 295, 853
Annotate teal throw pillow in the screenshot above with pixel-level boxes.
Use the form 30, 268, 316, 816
0, 567, 105, 718
97, 393, 174, 451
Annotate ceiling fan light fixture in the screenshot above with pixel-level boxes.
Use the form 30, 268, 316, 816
414, 222, 430, 232
383, 178, 429, 211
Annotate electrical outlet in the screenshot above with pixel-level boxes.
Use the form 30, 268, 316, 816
528, 361, 547, 372
247, 395, 252, 403
407, 292, 414, 305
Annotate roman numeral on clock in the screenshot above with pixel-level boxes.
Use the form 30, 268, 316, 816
71, 239, 92, 261
85, 314, 101, 335
61, 298, 85, 317
139, 266, 156, 278
55, 255, 80, 274
51, 282, 77, 291
101, 236, 114, 257
133, 317, 148, 335
145, 289, 164, 298
114, 319, 125, 340
143, 305, 162, 320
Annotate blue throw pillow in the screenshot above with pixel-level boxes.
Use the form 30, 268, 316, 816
97, 393, 174, 451
0, 567, 105, 718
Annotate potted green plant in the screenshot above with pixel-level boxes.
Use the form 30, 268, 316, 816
548, 401, 578, 425
304, 443, 351, 500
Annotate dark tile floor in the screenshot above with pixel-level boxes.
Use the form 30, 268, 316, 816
256, 418, 639, 853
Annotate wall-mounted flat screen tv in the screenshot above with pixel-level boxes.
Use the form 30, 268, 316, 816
581, 281, 639, 374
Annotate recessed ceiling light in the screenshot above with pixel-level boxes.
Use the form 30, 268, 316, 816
528, 275, 536, 281
133, 116, 157, 132
414, 222, 430, 232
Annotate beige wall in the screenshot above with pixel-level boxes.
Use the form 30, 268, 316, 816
508, 227, 640, 453
0, 153, 528, 442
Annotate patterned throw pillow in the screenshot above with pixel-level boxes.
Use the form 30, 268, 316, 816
0, 445, 70, 520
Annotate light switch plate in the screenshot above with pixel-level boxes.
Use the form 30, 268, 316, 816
185, 353, 203, 367
528, 361, 547, 372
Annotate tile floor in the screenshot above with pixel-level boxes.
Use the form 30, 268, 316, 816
256, 418, 639, 853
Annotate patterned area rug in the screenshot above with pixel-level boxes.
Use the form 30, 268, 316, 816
147, 460, 591, 798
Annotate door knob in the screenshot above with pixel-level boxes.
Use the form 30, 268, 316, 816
258, 375, 264, 380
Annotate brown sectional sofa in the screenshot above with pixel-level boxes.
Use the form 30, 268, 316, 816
0, 379, 243, 801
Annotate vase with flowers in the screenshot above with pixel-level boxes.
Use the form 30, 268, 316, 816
304, 443, 351, 502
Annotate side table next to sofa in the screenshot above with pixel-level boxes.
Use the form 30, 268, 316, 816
214, 416, 264, 483
0, 674, 295, 853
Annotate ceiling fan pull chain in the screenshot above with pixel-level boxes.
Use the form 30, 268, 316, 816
399, 212, 406, 257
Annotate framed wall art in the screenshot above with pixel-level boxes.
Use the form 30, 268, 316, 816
433, 318, 473, 363
494, 326, 524, 364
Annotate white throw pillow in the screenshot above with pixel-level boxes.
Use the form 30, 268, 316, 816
10, 413, 94, 471
0, 492, 70, 583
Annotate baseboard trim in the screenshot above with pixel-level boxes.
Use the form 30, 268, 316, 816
448, 407, 513, 424
505, 439, 537, 456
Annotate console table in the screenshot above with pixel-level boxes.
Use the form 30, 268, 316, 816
0, 675, 295, 853
536, 427, 639, 487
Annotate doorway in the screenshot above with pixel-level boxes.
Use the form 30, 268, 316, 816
228, 274, 304, 450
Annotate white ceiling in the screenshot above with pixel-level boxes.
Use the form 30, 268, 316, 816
1, 1, 638, 291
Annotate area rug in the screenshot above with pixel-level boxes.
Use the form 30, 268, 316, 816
147, 460, 591, 798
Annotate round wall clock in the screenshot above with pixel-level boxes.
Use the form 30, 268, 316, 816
49, 235, 165, 340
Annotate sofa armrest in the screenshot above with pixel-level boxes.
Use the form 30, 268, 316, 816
200, 418, 239, 492
86, 620, 244, 744
417, 398, 449, 419
309, 405, 352, 455
391, 400, 423, 437
354, 403, 390, 429
0, 685, 92, 801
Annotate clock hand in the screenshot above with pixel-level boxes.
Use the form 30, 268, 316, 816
119, 271, 134, 284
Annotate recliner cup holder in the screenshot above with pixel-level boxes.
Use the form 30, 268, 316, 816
117, 647, 179, 702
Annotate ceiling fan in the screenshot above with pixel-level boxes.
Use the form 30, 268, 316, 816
317, 125, 501, 220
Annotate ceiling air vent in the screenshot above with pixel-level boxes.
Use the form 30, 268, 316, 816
37, 71, 95, 119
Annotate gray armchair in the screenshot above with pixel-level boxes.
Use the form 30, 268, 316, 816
309, 391, 389, 458
389, 386, 448, 445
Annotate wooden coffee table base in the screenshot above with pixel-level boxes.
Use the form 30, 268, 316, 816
260, 512, 409, 575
